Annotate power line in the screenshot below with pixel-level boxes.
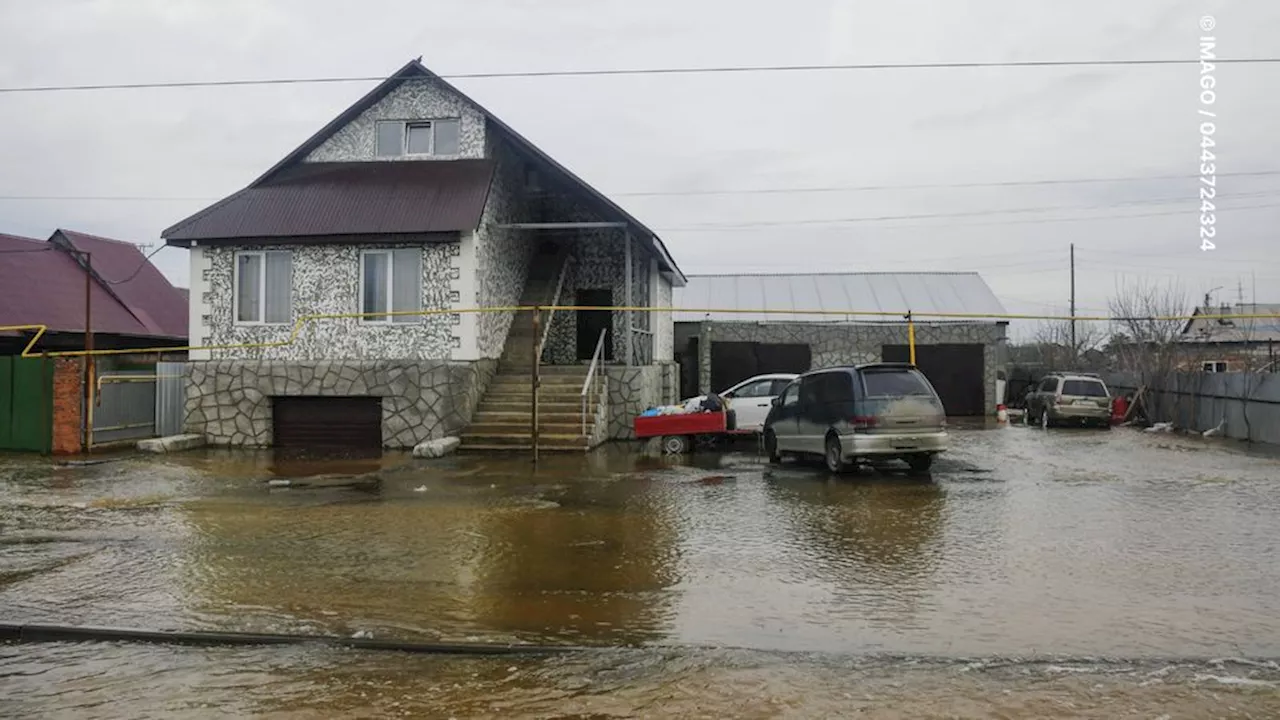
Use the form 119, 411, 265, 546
98, 244, 168, 286
3, 56, 1279, 94
655, 196, 1280, 232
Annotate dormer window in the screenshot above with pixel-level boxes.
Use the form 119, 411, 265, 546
375, 119, 461, 157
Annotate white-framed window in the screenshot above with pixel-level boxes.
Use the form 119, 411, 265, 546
375, 119, 461, 157
234, 251, 292, 324
360, 248, 423, 323
1203, 360, 1229, 373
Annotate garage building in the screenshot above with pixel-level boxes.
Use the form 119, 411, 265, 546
673, 273, 1009, 417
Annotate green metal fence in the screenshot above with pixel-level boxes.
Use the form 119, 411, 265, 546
0, 356, 52, 453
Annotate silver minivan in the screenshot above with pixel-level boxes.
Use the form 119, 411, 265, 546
763, 363, 949, 474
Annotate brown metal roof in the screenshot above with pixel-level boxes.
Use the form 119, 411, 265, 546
164, 159, 494, 245
170, 59, 684, 283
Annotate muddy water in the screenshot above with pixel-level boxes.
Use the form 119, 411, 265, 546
3, 424, 1280, 717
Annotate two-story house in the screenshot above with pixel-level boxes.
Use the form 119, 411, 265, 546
164, 59, 683, 451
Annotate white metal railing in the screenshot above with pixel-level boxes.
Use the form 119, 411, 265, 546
538, 253, 572, 359
582, 328, 608, 435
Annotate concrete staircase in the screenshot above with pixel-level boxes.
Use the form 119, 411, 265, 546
459, 252, 605, 452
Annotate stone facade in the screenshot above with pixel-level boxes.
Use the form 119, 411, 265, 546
653, 272, 674, 362
304, 77, 486, 163
604, 364, 679, 440
195, 242, 461, 361
691, 321, 1008, 415
474, 135, 535, 358
185, 359, 496, 448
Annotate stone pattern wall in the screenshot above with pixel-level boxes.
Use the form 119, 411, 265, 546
475, 135, 534, 358
185, 359, 496, 448
200, 242, 462, 361
696, 321, 1008, 415
654, 275, 674, 362
603, 364, 678, 440
304, 77, 486, 163
542, 236, 623, 364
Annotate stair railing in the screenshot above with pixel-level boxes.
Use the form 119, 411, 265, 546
582, 328, 607, 436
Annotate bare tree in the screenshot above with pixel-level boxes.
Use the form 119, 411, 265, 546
1032, 319, 1106, 371
1107, 278, 1195, 425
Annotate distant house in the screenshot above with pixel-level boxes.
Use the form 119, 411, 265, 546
672, 272, 1009, 416
0, 229, 187, 354
1179, 303, 1280, 372
163, 59, 683, 451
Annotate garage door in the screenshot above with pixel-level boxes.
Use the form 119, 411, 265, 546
710, 341, 811, 393
882, 344, 985, 416
272, 396, 383, 450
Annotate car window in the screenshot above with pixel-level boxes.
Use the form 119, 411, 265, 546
780, 383, 800, 407
799, 375, 824, 406
861, 368, 932, 397
770, 379, 793, 396
1039, 378, 1058, 392
821, 372, 855, 402
732, 380, 775, 398
1062, 379, 1108, 397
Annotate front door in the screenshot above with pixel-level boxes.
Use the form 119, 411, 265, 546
576, 288, 614, 361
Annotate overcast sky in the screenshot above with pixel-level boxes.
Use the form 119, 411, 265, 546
1, 0, 1277, 327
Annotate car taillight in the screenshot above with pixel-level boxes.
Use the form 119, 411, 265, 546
851, 415, 878, 430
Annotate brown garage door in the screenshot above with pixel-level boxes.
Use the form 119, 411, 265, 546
272, 397, 382, 450
882, 344, 985, 416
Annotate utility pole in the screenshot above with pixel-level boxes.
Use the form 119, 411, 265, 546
1069, 243, 1076, 354
78, 250, 94, 452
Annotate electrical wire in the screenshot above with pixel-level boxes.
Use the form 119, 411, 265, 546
3, 56, 1279, 94
97, 244, 168, 285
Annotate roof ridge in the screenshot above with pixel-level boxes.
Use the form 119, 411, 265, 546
685, 271, 983, 277
58, 229, 141, 247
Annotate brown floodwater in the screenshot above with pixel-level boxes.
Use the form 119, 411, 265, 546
3, 423, 1280, 717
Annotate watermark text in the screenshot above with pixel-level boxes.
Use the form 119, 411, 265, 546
1198, 16, 1217, 251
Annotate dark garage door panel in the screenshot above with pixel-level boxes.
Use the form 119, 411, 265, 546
710, 341, 811, 393
882, 344, 985, 416
272, 396, 383, 449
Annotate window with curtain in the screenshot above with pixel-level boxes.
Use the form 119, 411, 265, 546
235, 251, 291, 323
361, 249, 422, 323
373, 119, 462, 157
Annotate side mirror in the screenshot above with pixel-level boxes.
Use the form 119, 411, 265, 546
771, 396, 782, 407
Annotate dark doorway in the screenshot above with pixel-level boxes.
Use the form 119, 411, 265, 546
678, 337, 700, 399
710, 341, 811, 393
882, 343, 985, 416
272, 396, 383, 450
576, 288, 614, 361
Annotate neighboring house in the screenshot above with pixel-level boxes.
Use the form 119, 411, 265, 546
164, 59, 684, 451
0, 229, 187, 354
1179, 303, 1280, 372
673, 272, 1009, 416
0, 229, 188, 454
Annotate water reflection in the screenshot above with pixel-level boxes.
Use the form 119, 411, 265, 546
177, 451, 682, 646
767, 468, 946, 623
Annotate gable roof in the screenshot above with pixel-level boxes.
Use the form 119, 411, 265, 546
0, 231, 187, 340
164, 160, 494, 245
672, 272, 1007, 323
162, 59, 685, 283
1180, 303, 1280, 342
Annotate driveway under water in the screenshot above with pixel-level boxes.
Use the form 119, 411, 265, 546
3, 423, 1280, 717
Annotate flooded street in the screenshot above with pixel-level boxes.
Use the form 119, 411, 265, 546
4, 423, 1280, 717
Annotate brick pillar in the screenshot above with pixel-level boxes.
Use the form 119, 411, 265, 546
52, 358, 84, 455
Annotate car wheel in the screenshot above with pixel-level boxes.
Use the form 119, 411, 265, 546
824, 435, 847, 474
764, 430, 782, 464
907, 454, 933, 474
661, 435, 689, 455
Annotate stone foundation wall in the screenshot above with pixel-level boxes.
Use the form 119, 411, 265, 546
185, 359, 496, 448
604, 363, 678, 440
694, 321, 1008, 415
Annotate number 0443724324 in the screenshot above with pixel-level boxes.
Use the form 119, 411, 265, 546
1200, 134, 1216, 251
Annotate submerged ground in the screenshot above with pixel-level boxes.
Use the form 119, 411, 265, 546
3, 422, 1280, 718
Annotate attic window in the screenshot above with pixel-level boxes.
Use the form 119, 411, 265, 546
375, 119, 461, 157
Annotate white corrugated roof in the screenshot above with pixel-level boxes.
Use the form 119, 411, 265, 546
671, 272, 1007, 323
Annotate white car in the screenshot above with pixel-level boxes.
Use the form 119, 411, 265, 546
683, 373, 799, 433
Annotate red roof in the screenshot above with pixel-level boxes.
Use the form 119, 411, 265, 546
0, 230, 187, 341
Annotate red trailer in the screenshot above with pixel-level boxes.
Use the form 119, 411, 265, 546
634, 410, 736, 454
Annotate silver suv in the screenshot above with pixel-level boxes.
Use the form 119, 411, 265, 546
763, 363, 948, 474
1025, 372, 1112, 428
